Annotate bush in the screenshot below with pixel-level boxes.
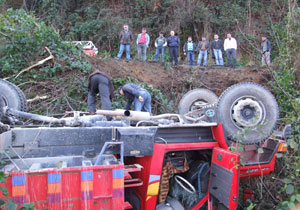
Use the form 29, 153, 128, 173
0, 9, 92, 114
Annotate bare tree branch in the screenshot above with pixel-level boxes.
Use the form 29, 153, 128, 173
14, 47, 54, 79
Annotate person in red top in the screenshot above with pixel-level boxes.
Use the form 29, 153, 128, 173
136, 28, 150, 61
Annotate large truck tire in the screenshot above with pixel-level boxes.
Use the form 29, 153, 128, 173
0, 79, 28, 112
9, 82, 28, 112
217, 82, 279, 144
0, 96, 3, 121
178, 88, 218, 115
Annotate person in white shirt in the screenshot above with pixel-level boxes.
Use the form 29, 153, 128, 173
224, 33, 237, 68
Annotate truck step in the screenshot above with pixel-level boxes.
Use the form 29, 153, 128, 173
124, 164, 144, 187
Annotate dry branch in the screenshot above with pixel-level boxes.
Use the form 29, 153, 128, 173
27, 95, 49, 103
15, 47, 54, 79
0, 31, 9, 37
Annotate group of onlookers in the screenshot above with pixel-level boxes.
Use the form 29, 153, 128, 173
87, 25, 272, 117
116, 24, 271, 68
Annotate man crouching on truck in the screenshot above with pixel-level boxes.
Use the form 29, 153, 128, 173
88, 70, 115, 120
119, 83, 152, 115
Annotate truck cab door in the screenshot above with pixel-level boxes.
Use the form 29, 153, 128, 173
208, 147, 240, 210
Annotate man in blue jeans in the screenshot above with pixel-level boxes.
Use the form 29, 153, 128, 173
120, 83, 152, 115
183, 36, 197, 66
211, 34, 224, 66
117, 24, 133, 61
154, 32, 167, 62
197, 36, 210, 67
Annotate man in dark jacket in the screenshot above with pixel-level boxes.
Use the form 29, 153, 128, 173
88, 70, 115, 119
117, 24, 133, 61
183, 36, 197, 66
154, 32, 167, 62
197, 36, 210, 67
211, 34, 224, 66
167, 31, 180, 65
119, 83, 152, 114
261, 35, 271, 65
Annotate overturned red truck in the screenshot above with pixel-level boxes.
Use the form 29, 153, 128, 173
0, 79, 289, 210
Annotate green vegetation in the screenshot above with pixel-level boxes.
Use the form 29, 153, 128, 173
268, 4, 300, 209
0, 0, 290, 62
0, 0, 299, 209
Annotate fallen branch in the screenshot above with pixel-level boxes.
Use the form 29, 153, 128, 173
0, 31, 9, 38
259, 177, 279, 204
27, 95, 49, 103
63, 90, 75, 111
15, 47, 54, 79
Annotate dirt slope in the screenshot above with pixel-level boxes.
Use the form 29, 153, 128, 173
88, 58, 272, 101
22, 57, 273, 114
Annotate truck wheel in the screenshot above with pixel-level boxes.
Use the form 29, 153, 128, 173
0, 96, 3, 121
0, 79, 28, 112
178, 88, 218, 114
217, 82, 279, 144
10, 82, 28, 112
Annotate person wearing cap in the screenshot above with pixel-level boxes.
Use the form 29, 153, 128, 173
224, 33, 237, 68
183, 36, 197, 66
87, 70, 115, 120
119, 83, 152, 115
117, 24, 133, 61
154, 32, 167, 62
197, 36, 210, 67
136, 27, 150, 61
261, 35, 271, 65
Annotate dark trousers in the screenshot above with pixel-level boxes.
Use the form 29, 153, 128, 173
169, 46, 178, 65
226, 48, 237, 68
88, 74, 111, 113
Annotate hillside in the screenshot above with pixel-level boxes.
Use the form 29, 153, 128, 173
15, 56, 272, 114
88, 57, 272, 98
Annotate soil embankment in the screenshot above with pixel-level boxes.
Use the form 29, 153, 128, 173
88, 58, 272, 103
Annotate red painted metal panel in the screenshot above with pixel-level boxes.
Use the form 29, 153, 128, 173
4, 164, 124, 210
209, 147, 240, 210
61, 171, 81, 200
26, 173, 48, 203
240, 154, 276, 180
61, 171, 81, 210
93, 169, 112, 198
211, 123, 229, 149
94, 198, 111, 209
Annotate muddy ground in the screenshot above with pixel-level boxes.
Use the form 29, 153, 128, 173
22, 57, 274, 114
88, 57, 273, 105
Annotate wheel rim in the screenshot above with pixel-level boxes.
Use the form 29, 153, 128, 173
231, 97, 265, 128
190, 100, 209, 111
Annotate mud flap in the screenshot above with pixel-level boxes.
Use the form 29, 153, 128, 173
208, 147, 240, 210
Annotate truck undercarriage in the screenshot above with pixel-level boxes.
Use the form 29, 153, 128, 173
0, 80, 289, 210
